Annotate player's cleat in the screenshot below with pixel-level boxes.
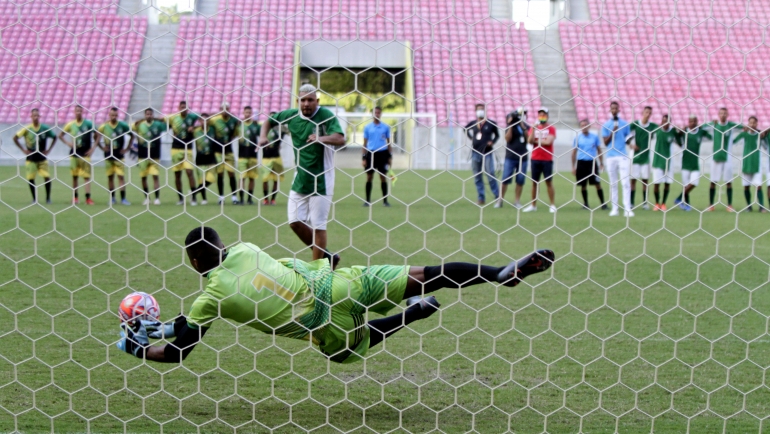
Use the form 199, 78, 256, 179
642, 203, 650, 210
218, 196, 224, 205
497, 250, 555, 287
200, 200, 208, 205
384, 201, 391, 207
601, 204, 609, 210
609, 208, 619, 217
153, 198, 161, 205
494, 200, 503, 208
231, 196, 239, 205
522, 205, 537, 213
706, 205, 715, 212
405, 296, 441, 320
121, 199, 131, 205
624, 210, 635, 217
660, 204, 667, 211
363, 202, 370, 207
682, 204, 692, 211
726, 205, 735, 212
46, 199, 52, 205
142, 198, 150, 205
549, 205, 557, 213
73, 198, 79, 205
270, 199, 276, 206
247, 200, 254, 205
653, 204, 661, 211
674, 198, 682, 206
177, 200, 184, 205
86, 198, 95, 205
191, 201, 198, 206
746, 206, 753, 212
262, 198, 270, 205
111, 198, 117, 205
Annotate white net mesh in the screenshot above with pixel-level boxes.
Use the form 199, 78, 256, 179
1, 0, 770, 432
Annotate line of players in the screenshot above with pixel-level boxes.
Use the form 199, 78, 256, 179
13, 102, 284, 206
573, 103, 770, 213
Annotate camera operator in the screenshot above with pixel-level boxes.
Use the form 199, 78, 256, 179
499, 107, 529, 208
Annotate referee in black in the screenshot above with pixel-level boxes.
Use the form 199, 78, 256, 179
362, 106, 392, 207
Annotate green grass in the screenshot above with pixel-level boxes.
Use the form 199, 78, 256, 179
1, 163, 769, 433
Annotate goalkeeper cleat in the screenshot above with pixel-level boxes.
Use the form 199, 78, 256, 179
498, 249, 555, 287
405, 295, 441, 320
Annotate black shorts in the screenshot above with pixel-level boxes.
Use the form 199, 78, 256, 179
576, 160, 601, 186
364, 150, 391, 174
172, 137, 190, 150
530, 160, 553, 182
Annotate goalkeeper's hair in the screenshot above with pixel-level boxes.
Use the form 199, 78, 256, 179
185, 227, 223, 261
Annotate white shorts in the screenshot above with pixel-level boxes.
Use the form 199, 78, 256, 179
742, 172, 762, 187
652, 167, 673, 184
710, 160, 733, 184
681, 170, 700, 187
287, 190, 333, 230
631, 163, 650, 180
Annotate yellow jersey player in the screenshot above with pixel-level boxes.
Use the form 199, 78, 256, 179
13, 108, 57, 204
59, 105, 96, 205
167, 101, 200, 206
236, 105, 260, 205
191, 114, 216, 204
117, 226, 554, 365
97, 107, 132, 205
133, 108, 168, 205
260, 112, 284, 205
209, 103, 240, 205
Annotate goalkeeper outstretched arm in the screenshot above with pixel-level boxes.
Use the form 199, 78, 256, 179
118, 227, 556, 364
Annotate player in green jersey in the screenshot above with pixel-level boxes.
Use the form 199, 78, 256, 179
628, 106, 656, 210
706, 107, 740, 212
59, 105, 96, 205
260, 84, 346, 267
133, 108, 168, 205
167, 101, 200, 206
117, 226, 555, 364
673, 115, 712, 211
97, 107, 131, 205
209, 103, 241, 205
236, 106, 260, 205
733, 116, 768, 212
13, 108, 57, 204
651, 114, 677, 211
191, 114, 217, 204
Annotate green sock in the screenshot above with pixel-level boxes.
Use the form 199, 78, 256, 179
726, 187, 733, 206
709, 187, 716, 205
759, 188, 765, 207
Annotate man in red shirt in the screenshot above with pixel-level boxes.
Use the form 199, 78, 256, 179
523, 108, 557, 213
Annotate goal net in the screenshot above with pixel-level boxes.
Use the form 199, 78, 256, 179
0, 0, 769, 432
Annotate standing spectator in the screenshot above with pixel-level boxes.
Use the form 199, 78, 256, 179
571, 119, 606, 210
673, 115, 711, 211
362, 106, 392, 207
499, 107, 529, 208
706, 107, 739, 212
259, 84, 346, 267
13, 108, 57, 204
733, 116, 768, 212
464, 103, 500, 206
651, 114, 677, 211
601, 101, 634, 217
522, 108, 557, 213
629, 106, 656, 210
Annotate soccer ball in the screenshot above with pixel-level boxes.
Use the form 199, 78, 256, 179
118, 292, 160, 326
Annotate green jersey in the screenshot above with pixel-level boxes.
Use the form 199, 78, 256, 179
133, 120, 167, 159
193, 126, 217, 166
209, 114, 239, 154
652, 127, 677, 170
237, 120, 260, 159
734, 131, 765, 174
271, 107, 345, 195
62, 119, 94, 157
709, 121, 740, 162
678, 127, 712, 171
630, 121, 658, 164
186, 243, 329, 344
15, 123, 56, 162
167, 112, 200, 147
97, 120, 130, 160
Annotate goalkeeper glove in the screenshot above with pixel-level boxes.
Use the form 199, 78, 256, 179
116, 322, 149, 358
141, 319, 176, 339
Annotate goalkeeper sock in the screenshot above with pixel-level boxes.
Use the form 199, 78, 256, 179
365, 181, 372, 203
581, 189, 589, 207
422, 263, 501, 293
709, 187, 716, 205
368, 299, 438, 348
727, 187, 733, 205
630, 188, 636, 207
381, 181, 388, 202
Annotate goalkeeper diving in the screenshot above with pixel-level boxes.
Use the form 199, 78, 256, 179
117, 227, 554, 363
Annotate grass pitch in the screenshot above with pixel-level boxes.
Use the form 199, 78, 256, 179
1, 163, 769, 433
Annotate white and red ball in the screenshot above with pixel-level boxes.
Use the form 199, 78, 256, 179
118, 292, 160, 326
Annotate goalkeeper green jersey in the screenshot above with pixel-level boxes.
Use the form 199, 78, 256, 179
186, 243, 331, 344
630, 121, 657, 165
734, 131, 764, 174
678, 127, 712, 171
709, 121, 740, 162
270, 107, 345, 196
62, 119, 94, 157
652, 126, 677, 170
